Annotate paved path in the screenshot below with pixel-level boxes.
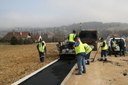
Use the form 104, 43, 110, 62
19, 60, 76, 85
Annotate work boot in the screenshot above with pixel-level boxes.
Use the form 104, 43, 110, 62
104, 58, 107, 61
99, 58, 103, 61
40, 57, 44, 62
75, 73, 82, 75
82, 70, 86, 74
86, 61, 90, 65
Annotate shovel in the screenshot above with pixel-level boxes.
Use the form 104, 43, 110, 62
91, 45, 101, 62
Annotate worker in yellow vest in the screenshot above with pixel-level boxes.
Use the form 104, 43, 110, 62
100, 38, 108, 61
68, 30, 76, 49
37, 39, 46, 62
83, 43, 93, 65
111, 38, 118, 57
74, 37, 86, 75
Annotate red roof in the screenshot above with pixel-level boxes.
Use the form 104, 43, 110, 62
32, 33, 40, 40
3, 32, 31, 40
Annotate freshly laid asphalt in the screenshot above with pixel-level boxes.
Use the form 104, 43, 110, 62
19, 59, 76, 85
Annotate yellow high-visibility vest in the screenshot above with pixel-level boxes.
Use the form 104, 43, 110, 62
69, 33, 76, 42
112, 41, 117, 47
75, 39, 85, 54
39, 42, 45, 53
101, 41, 108, 50
83, 43, 92, 54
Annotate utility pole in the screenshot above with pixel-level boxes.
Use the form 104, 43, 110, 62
53, 27, 56, 42
78, 23, 82, 35
80, 23, 82, 31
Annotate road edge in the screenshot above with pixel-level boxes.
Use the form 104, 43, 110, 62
60, 64, 77, 85
11, 59, 59, 85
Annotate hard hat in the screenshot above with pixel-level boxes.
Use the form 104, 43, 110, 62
42, 41, 45, 44
39, 39, 42, 42
42, 41, 46, 46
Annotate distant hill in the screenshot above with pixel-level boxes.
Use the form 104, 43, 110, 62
0, 22, 128, 38
59, 22, 128, 31
56, 22, 128, 38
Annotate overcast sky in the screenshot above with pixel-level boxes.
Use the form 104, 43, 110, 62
0, 0, 128, 29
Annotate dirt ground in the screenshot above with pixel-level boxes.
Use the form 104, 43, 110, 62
65, 51, 128, 85
0, 43, 59, 85
0, 43, 128, 85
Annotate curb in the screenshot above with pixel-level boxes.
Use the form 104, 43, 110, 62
11, 59, 59, 85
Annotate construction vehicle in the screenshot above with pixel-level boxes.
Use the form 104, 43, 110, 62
56, 40, 76, 60
56, 30, 98, 60
79, 30, 98, 51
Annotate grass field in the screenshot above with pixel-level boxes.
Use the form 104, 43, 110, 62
0, 43, 59, 85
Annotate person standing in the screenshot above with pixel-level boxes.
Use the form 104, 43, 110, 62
100, 38, 108, 61
83, 43, 93, 65
111, 38, 117, 57
37, 40, 46, 62
74, 37, 86, 75
119, 39, 125, 56
68, 30, 76, 49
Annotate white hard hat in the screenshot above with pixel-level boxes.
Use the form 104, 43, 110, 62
42, 41, 46, 46
42, 41, 45, 43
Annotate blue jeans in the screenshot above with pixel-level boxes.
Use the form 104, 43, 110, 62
76, 54, 86, 74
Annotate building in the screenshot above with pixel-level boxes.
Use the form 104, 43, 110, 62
2, 32, 32, 41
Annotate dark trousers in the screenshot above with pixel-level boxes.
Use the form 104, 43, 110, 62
101, 50, 107, 58
39, 52, 44, 62
86, 52, 91, 60
120, 48, 125, 56
68, 42, 75, 49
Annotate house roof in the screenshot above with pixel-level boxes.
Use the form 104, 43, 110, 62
32, 33, 40, 40
3, 32, 31, 40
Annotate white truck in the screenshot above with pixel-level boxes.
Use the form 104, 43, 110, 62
107, 37, 126, 56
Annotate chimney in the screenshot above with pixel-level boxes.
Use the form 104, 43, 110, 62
20, 32, 22, 36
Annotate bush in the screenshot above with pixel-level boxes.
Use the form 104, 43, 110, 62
18, 38, 24, 45
24, 39, 33, 44
10, 37, 33, 45
10, 36, 18, 45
